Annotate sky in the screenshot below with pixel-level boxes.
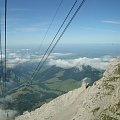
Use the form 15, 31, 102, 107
1, 0, 120, 46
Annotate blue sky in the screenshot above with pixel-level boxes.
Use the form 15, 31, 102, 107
1, 0, 120, 46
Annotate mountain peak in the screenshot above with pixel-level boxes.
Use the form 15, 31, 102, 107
103, 57, 120, 79
15, 57, 120, 120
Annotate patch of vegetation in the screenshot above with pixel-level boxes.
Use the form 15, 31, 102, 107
103, 81, 115, 95
118, 65, 120, 74
111, 101, 120, 113
97, 102, 120, 120
115, 64, 120, 74
99, 114, 118, 120
55, 71, 64, 78
108, 76, 119, 82
45, 78, 82, 92
116, 113, 120, 116
59, 65, 104, 85
9, 88, 58, 114
106, 84, 114, 91
92, 107, 100, 115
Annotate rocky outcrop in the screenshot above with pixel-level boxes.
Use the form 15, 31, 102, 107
16, 57, 120, 120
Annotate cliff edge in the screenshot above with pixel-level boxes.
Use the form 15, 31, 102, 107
16, 57, 120, 120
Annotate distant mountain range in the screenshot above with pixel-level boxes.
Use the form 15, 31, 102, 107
0, 62, 104, 116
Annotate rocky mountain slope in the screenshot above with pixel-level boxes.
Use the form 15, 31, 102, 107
15, 57, 120, 120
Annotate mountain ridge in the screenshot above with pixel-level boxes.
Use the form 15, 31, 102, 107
15, 57, 120, 120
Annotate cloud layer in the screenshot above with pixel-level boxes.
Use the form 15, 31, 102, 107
2, 48, 115, 70
102, 20, 120, 25
48, 56, 114, 70
5, 51, 72, 67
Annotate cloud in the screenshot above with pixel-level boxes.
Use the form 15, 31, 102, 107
50, 53, 72, 58
0, 109, 17, 120
6, 51, 72, 68
32, 22, 50, 27
6, 50, 114, 70
0, 96, 17, 120
8, 8, 26, 11
102, 20, 120, 25
9, 53, 17, 57
1, 54, 5, 58
15, 25, 47, 32
14, 22, 50, 33
21, 49, 31, 51
48, 56, 114, 70
7, 54, 43, 67
15, 27, 40, 32
79, 26, 117, 33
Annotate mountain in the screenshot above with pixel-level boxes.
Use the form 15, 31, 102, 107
0, 63, 103, 116
15, 57, 120, 120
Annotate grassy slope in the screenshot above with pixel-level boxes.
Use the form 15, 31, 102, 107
0, 64, 104, 115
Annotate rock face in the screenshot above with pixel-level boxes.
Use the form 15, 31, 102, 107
16, 57, 120, 120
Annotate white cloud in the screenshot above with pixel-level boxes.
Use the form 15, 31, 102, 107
14, 26, 47, 32
14, 22, 50, 33
21, 49, 31, 51
32, 22, 50, 27
79, 26, 117, 33
1, 54, 5, 58
102, 20, 120, 25
6, 52, 72, 67
15, 27, 40, 32
49, 53, 72, 59
0, 109, 17, 120
51, 53, 72, 57
8, 8, 26, 11
48, 56, 115, 70
6, 50, 114, 70
0, 96, 17, 120
7, 57, 31, 67
9, 53, 17, 57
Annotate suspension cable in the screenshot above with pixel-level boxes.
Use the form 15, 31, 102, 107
12, 0, 64, 77
36, 0, 64, 52
31, 0, 86, 81
33, 0, 86, 80
0, 1, 4, 96
30, 0, 78, 82
3, 0, 7, 97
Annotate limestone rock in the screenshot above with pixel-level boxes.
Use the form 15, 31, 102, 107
16, 57, 120, 120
